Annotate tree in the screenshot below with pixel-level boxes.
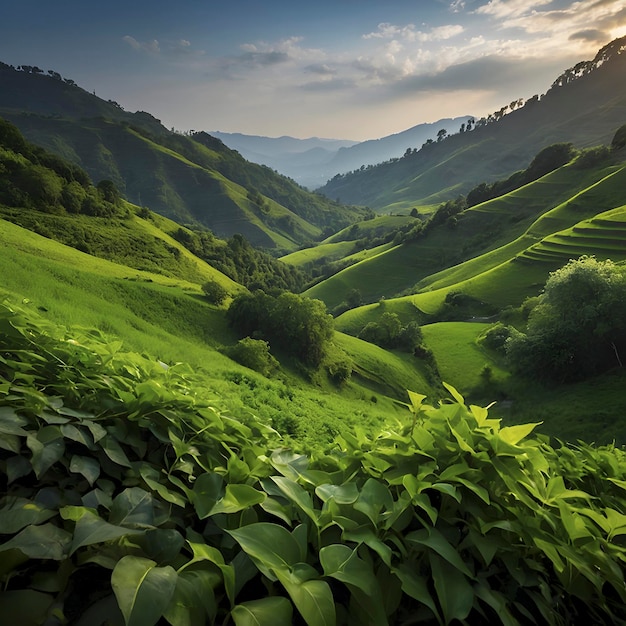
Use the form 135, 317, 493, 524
224, 337, 278, 377
346, 289, 362, 309
507, 257, 626, 382
436, 129, 447, 142
227, 291, 333, 367
202, 281, 229, 305
612, 124, 626, 151
97, 179, 121, 205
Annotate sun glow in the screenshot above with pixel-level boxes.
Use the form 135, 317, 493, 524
610, 24, 626, 39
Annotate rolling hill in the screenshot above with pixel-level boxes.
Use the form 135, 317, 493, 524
0, 62, 368, 250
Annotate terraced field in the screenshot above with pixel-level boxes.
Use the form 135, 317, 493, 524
518, 205, 626, 264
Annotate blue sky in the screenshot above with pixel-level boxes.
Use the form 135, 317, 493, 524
2, 1, 625, 140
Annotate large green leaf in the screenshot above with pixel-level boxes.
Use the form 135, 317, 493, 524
60, 506, 143, 554
0, 523, 71, 560
498, 423, 541, 447
0, 497, 55, 534
136, 529, 185, 564
405, 528, 473, 578
271, 475, 317, 522
0, 589, 55, 626
210, 483, 267, 515
139, 464, 187, 508
431, 554, 474, 624
315, 483, 359, 505
70, 455, 101, 486
27, 431, 65, 477
392, 563, 440, 621
184, 530, 236, 604
229, 523, 304, 574
111, 555, 177, 626
231, 597, 293, 626
320, 544, 387, 625
191, 472, 223, 519
275, 570, 336, 626
354, 478, 393, 526
110, 487, 155, 529
163, 569, 217, 626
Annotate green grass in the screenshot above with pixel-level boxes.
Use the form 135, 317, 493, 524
280, 241, 357, 266
305, 163, 618, 310
0, 217, 414, 451
421, 322, 509, 395
334, 332, 434, 402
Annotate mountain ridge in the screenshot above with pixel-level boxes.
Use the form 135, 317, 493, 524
318, 36, 626, 211
212, 116, 473, 188
0, 62, 368, 250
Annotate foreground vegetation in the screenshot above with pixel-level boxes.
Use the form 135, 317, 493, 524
3, 300, 626, 626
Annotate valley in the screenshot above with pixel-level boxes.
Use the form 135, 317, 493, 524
2, 34, 626, 626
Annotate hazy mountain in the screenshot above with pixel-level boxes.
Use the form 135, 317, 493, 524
318, 37, 626, 212
211, 118, 473, 189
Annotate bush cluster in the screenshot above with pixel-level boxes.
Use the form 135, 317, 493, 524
0, 118, 122, 217
358, 312, 423, 352
227, 291, 334, 367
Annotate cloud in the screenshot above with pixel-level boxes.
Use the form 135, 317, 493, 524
123, 35, 160, 54
363, 23, 464, 42
474, 0, 553, 19
385, 54, 565, 97
237, 50, 290, 67
474, 0, 626, 41
449, 0, 467, 12
304, 63, 337, 76
123, 35, 203, 58
569, 28, 610, 42
301, 77, 355, 92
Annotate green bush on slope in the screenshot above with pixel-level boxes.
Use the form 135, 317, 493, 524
1, 301, 626, 625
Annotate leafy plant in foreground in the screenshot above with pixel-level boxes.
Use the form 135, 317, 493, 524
1, 300, 626, 625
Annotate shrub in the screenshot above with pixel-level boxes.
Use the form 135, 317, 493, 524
224, 337, 278, 376
201, 280, 229, 305
326, 357, 353, 385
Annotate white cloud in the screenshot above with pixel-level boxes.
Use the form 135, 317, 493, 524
123, 35, 160, 54
123, 35, 203, 58
475, 0, 553, 19
363, 23, 465, 42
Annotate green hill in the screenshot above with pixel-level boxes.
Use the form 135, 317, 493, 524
308, 149, 626, 312
318, 37, 626, 212
0, 62, 368, 250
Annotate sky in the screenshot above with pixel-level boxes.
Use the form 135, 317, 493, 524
1, 1, 626, 141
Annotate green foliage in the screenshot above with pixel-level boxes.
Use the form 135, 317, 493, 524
201, 280, 229, 305
0, 117, 122, 217
611, 124, 626, 150
223, 337, 279, 377
173, 229, 307, 292
507, 256, 626, 382
326, 357, 353, 385
480, 322, 514, 354
358, 313, 423, 352
2, 302, 626, 625
227, 291, 334, 367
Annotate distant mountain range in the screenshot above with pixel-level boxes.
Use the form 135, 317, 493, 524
212, 117, 473, 189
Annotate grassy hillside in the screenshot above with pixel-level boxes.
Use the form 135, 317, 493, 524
318, 37, 626, 211
0, 217, 417, 450
308, 154, 626, 311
